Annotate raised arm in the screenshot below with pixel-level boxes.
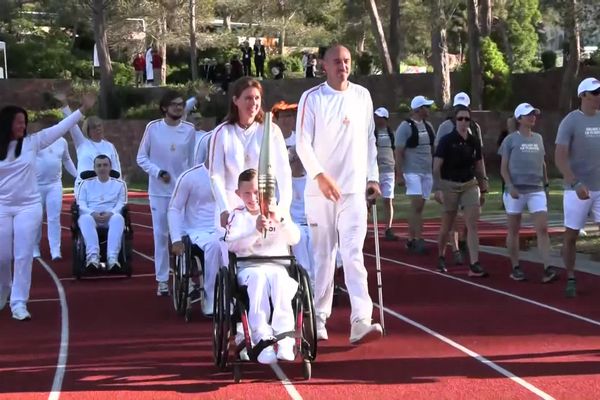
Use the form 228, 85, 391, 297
110, 142, 122, 174
136, 123, 162, 179
61, 139, 78, 178
61, 105, 87, 148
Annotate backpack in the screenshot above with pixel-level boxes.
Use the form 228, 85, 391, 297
405, 119, 435, 148
373, 127, 395, 150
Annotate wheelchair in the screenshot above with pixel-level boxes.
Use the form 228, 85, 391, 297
70, 170, 133, 279
171, 235, 206, 322
212, 253, 317, 383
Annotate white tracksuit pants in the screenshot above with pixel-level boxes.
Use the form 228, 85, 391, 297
305, 193, 373, 324
237, 265, 298, 344
34, 182, 63, 257
291, 225, 315, 288
78, 213, 125, 259
0, 203, 43, 309
150, 196, 171, 282
189, 230, 227, 306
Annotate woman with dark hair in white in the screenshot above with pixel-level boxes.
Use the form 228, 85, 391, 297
0, 94, 95, 320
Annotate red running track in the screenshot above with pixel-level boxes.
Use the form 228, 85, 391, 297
1, 201, 600, 399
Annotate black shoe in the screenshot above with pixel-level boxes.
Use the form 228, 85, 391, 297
468, 262, 488, 277
414, 238, 427, 255
458, 240, 468, 253
437, 257, 448, 273
509, 266, 526, 281
384, 228, 399, 241
406, 239, 416, 252
452, 250, 464, 265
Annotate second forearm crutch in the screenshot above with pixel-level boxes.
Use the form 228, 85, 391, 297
370, 201, 386, 334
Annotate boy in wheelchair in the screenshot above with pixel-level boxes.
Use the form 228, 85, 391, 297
77, 155, 127, 270
226, 169, 300, 364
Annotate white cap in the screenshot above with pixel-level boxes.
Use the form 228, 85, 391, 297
410, 95, 434, 110
453, 92, 471, 107
374, 107, 389, 119
514, 103, 541, 119
577, 77, 600, 96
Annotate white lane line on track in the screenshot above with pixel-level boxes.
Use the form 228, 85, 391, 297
59, 273, 156, 282
131, 222, 153, 229
364, 253, 600, 329
37, 258, 69, 400
29, 298, 60, 303
132, 248, 301, 399
364, 293, 555, 400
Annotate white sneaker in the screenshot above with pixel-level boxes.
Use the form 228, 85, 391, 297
12, 305, 31, 321
107, 257, 121, 271
349, 319, 383, 344
257, 345, 277, 364
201, 294, 214, 316
86, 254, 100, 270
316, 314, 328, 341
51, 250, 62, 261
0, 286, 10, 311
276, 337, 296, 361
156, 281, 170, 296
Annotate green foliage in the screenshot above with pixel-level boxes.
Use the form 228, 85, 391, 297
481, 37, 511, 109
267, 55, 304, 77
123, 103, 162, 120
505, 0, 542, 72
112, 62, 134, 86
355, 52, 374, 76
27, 108, 64, 123
541, 50, 557, 70
402, 54, 429, 67
166, 64, 191, 84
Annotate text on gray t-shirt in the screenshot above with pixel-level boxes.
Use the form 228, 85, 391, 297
555, 110, 600, 191
500, 131, 545, 193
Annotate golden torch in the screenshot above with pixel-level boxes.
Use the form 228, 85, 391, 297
258, 111, 276, 236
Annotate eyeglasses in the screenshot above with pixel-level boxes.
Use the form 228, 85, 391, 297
170, 101, 185, 107
456, 117, 471, 122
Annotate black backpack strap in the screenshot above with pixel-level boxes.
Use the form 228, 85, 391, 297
424, 121, 435, 146
405, 119, 419, 148
387, 127, 395, 150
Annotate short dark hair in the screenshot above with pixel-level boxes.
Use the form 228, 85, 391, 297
94, 154, 112, 166
453, 105, 471, 118
238, 168, 257, 187
159, 90, 183, 115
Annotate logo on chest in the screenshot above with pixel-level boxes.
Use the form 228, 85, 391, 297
342, 116, 350, 126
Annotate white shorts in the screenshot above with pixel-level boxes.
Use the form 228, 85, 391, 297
404, 173, 433, 199
379, 172, 395, 199
503, 191, 547, 215
563, 190, 600, 230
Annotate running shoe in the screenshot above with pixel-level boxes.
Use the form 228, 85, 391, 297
565, 278, 576, 298
509, 266, 526, 281
384, 228, 399, 241
542, 266, 559, 284
468, 262, 488, 278
156, 281, 170, 296
452, 250, 464, 265
437, 256, 448, 273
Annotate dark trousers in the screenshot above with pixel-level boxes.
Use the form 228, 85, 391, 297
255, 59, 264, 78
243, 62, 251, 76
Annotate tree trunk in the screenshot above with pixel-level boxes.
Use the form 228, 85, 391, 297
467, 0, 483, 109
91, 0, 116, 118
431, 0, 451, 108
389, 0, 400, 73
279, 26, 286, 55
365, 0, 393, 75
358, 23, 367, 53
159, 16, 167, 85
559, 0, 581, 114
189, 0, 198, 80
479, 0, 492, 37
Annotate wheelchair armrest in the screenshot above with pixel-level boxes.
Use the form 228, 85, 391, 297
79, 170, 121, 180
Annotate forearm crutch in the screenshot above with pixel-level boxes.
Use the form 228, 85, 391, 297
370, 200, 386, 334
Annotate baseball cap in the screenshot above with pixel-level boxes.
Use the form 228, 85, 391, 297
374, 107, 389, 119
577, 77, 600, 96
514, 103, 541, 119
410, 95, 434, 110
453, 92, 471, 107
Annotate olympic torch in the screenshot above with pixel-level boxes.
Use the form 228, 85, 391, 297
258, 112, 276, 237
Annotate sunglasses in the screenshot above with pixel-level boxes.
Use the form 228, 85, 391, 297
589, 88, 600, 96
456, 117, 471, 122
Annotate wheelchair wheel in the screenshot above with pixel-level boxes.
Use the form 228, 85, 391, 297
172, 248, 190, 316
213, 267, 231, 371
72, 234, 85, 279
298, 265, 317, 362
119, 236, 132, 277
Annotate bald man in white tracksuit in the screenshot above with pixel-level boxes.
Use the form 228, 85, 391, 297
137, 115, 196, 296
168, 161, 226, 316
34, 137, 77, 260
296, 67, 383, 344
78, 171, 127, 269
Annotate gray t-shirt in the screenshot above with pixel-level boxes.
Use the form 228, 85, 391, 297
376, 128, 395, 173
435, 118, 483, 149
500, 131, 545, 193
555, 110, 600, 191
395, 119, 434, 174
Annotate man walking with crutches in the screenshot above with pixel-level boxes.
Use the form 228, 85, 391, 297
296, 44, 383, 344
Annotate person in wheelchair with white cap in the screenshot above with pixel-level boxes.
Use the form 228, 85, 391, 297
78, 154, 127, 270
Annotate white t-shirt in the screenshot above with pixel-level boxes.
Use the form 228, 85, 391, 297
168, 164, 216, 243
0, 110, 83, 207
136, 118, 196, 198
35, 137, 77, 185
208, 121, 292, 215
78, 177, 127, 215
296, 82, 378, 196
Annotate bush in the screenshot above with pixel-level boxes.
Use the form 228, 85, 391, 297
112, 62, 134, 85
355, 52, 374, 76
166, 64, 191, 84
541, 50, 557, 70
28, 108, 64, 123
123, 103, 162, 120
267, 55, 304, 78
